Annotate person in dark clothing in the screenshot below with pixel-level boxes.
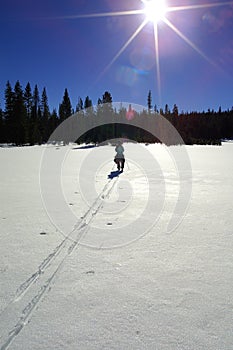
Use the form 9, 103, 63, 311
114, 142, 125, 171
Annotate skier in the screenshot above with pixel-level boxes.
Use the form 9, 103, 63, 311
114, 141, 125, 172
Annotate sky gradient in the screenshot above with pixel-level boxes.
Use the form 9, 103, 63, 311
0, 0, 233, 113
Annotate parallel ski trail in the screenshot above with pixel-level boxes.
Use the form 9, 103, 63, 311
0, 173, 120, 350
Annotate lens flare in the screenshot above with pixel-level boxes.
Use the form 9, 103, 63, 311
45, 1, 233, 106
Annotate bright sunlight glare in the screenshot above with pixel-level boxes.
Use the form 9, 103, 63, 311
60, 0, 233, 103
143, 0, 168, 24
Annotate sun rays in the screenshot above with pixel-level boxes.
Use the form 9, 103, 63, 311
55, 0, 233, 103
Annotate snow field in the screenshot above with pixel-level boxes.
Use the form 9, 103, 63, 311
0, 142, 233, 349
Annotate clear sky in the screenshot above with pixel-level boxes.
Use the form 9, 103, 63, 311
0, 0, 233, 113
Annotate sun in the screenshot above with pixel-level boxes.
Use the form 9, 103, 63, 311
142, 0, 168, 24
64, 0, 231, 104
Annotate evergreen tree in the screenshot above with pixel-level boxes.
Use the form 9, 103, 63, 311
12, 80, 27, 145
84, 96, 92, 110
32, 84, 40, 114
31, 84, 41, 144
24, 82, 33, 143
164, 104, 170, 116
40, 87, 50, 142
76, 97, 84, 113
172, 104, 179, 117
24, 82, 33, 117
4, 81, 14, 143
59, 88, 72, 121
0, 105, 4, 143
102, 91, 113, 104
154, 104, 158, 113
159, 108, 164, 116
96, 91, 114, 142
172, 103, 179, 128
147, 90, 152, 113
48, 108, 59, 140
84, 96, 94, 118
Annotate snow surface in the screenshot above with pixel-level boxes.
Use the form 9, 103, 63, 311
0, 142, 233, 350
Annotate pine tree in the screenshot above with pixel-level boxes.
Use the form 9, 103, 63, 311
84, 96, 94, 117
4, 81, 14, 143
172, 104, 179, 129
165, 104, 170, 116
84, 96, 92, 110
76, 97, 84, 113
172, 104, 179, 117
24, 82, 33, 143
0, 105, 4, 143
48, 108, 59, 140
12, 80, 27, 145
147, 90, 152, 113
59, 88, 72, 121
101, 91, 114, 140
102, 91, 113, 104
31, 85, 41, 144
32, 84, 40, 114
40, 87, 50, 142
24, 82, 33, 117
154, 104, 158, 113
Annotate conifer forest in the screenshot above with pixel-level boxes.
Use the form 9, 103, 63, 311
0, 81, 232, 146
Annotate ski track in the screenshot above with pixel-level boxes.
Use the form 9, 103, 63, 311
0, 172, 120, 350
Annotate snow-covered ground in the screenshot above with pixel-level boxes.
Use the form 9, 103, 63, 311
0, 142, 233, 350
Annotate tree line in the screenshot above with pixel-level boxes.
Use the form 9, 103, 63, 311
0, 81, 232, 146
146, 90, 233, 145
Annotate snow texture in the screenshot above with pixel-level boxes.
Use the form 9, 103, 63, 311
0, 142, 233, 350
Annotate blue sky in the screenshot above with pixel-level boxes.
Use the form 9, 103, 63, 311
0, 0, 233, 113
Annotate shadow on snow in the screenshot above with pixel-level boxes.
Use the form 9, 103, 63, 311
108, 170, 122, 179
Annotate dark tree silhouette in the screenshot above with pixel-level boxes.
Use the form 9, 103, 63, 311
147, 90, 152, 113
76, 96, 83, 113
0, 105, 4, 143
4, 81, 14, 143
59, 88, 72, 121
12, 81, 27, 145
40, 87, 50, 142
30, 84, 41, 144
1, 80, 233, 146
